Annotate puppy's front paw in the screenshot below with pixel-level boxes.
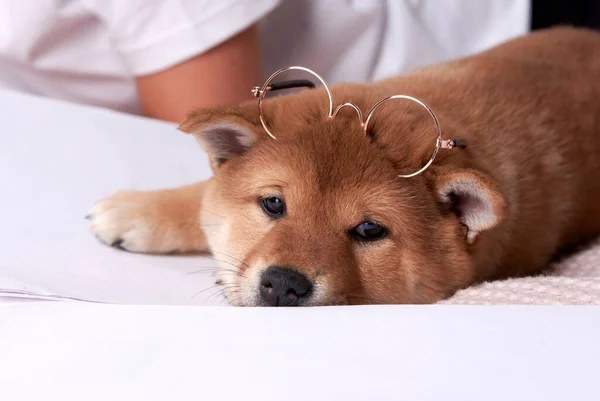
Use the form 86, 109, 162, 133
88, 191, 175, 254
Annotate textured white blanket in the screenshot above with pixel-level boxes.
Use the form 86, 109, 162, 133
443, 240, 600, 305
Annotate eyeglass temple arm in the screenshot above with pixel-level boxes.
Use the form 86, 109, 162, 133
450, 138, 468, 149
440, 138, 468, 150
269, 79, 315, 91
252, 79, 316, 97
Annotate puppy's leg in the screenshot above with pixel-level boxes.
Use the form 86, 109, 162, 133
88, 182, 209, 254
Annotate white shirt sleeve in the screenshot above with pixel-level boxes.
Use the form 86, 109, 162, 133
81, 0, 281, 76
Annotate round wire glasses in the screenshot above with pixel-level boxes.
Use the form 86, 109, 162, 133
251, 66, 466, 178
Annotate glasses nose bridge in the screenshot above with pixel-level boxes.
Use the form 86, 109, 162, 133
332, 102, 365, 128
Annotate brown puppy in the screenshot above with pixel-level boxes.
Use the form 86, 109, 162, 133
89, 27, 600, 306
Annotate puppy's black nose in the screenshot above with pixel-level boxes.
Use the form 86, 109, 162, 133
259, 266, 312, 306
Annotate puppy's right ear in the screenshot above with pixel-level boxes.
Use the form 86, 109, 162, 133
179, 106, 260, 168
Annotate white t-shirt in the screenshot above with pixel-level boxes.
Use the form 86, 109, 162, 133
0, 0, 530, 116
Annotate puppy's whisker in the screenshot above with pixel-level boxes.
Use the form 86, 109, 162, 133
222, 284, 242, 293
219, 270, 243, 277
227, 294, 245, 307
225, 289, 243, 296
204, 257, 242, 270
214, 271, 241, 277
191, 285, 220, 299
206, 288, 225, 303
200, 255, 248, 271
205, 288, 222, 302
210, 251, 250, 268
221, 283, 242, 292
188, 265, 219, 270
204, 263, 246, 279
198, 259, 250, 280
186, 270, 242, 279
186, 269, 218, 276
221, 289, 243, 306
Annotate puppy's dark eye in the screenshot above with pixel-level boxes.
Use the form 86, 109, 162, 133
260, 197, 286, 219
351, 221, 387, 242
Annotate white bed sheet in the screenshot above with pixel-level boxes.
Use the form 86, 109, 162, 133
0, 90, 222, 305
2, 303, 599, 401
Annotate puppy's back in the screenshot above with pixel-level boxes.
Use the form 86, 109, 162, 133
483, 26, 600, 71
468, 27, 600, 277
377, 27, 600, 279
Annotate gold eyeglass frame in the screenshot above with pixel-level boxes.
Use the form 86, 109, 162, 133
252, 66, 465, 178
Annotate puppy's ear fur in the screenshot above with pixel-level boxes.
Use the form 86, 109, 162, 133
432, 168, 507, 244
179, 106, 259, 168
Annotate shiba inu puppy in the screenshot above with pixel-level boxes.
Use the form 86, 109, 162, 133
89, 27, 600, 306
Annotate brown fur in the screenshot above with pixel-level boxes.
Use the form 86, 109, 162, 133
90, 27, 600, 305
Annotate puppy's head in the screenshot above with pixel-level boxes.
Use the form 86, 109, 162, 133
180, 86, 507, 306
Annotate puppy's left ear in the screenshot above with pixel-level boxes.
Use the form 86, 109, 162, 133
179, 106, 259, 169
431, 168, 508, 244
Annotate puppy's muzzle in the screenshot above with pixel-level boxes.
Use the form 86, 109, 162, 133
259, 266, 313, 306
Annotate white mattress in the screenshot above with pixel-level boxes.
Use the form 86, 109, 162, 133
1, 90, 599, 400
